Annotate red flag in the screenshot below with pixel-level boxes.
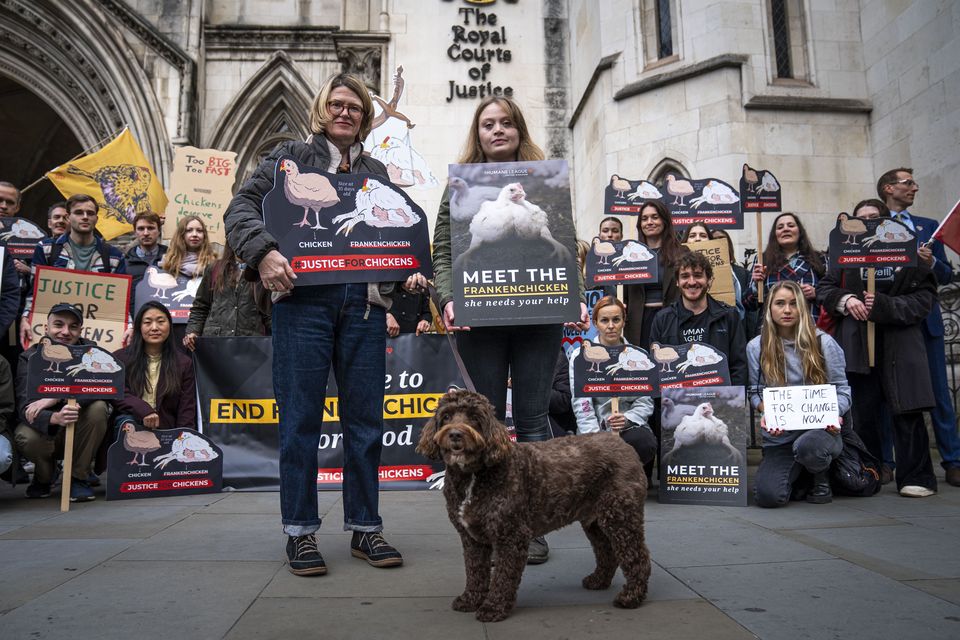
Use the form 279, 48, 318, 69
932, 198, 960, 255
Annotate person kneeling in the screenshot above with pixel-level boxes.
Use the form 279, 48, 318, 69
14, 304, 109, 502
747, 282, 851, 507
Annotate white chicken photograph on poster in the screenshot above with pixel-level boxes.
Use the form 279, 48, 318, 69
660, 173, 743, 230
449, 159, 580, 326
659, 386, 748, 507
262, 155, 433, 286
571, 342, 658, 397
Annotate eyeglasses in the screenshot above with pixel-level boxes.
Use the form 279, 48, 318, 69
894, 179, 919, 188
327, 101, 364, 118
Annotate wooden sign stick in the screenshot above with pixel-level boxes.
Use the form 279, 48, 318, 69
756, 211, 764, 304
867, 268, 876, 367
611, 397, 620, 413
59, 398, 78, 512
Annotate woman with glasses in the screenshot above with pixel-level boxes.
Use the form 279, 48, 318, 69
225, 73, 414, 577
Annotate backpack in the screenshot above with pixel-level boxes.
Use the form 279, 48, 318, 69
829, 424, 882, 497
48, 239, 113, 273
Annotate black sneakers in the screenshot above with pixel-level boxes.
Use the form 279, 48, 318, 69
286, 534, 327, 576
527, 535, 550, 564
351, 531, 403, 567
25, 481, 51, 499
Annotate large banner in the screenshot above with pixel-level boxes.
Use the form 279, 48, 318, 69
661, 173, 742, 229
449, 159, 579, 326
262, 157, 432, 286
27, 267, 131, 351
195, 334, 463, 491
163, 146, 238, 246
683, 238, 735, 306
828, 214, 918, 269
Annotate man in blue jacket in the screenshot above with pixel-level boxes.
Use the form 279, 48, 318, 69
879, 167, 960, 487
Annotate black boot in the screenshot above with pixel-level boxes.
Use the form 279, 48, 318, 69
806, 471, 833, 504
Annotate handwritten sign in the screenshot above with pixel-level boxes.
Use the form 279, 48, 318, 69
762, 384, 839, 431
683, 238, 735, 306
164, 146, 238, 246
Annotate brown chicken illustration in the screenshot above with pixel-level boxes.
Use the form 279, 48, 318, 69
122, 423, 161, 466
38, 337, 72, 373
279, 159, 340, 229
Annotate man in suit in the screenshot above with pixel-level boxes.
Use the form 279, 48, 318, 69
879, 167, 960, 487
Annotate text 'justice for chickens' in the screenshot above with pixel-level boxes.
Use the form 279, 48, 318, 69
291, 255, 419, 272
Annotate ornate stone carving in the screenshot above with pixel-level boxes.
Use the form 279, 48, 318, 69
337, 46, 382, 92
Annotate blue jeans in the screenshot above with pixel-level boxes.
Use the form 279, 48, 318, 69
274, 284, 386, 536
755, 430, 842, 508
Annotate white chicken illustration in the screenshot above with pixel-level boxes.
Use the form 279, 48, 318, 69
689, 181, 740, 209
664, 402, 742, 464
332, 177, 420, 236
464, 183, 570, 262
279, 158, 340, 229
154, 431, 219, 470
675, 343, 724, 373
145, 266, 178, 299
447, 177, 503, 224
611, 240, 655, 267
861, 219, 914, 247
625, 181, 663, 201
757, 172, 780, 193
65, 347, 122, 377
371, 136, 436, 188
605, 346, 655, 375
0, 219, 45, 241
171, 276, 202, 303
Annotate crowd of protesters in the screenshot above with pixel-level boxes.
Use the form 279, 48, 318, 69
0, 75, 956, 580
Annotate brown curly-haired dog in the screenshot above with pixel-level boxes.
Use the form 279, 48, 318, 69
417, 389, 651, 622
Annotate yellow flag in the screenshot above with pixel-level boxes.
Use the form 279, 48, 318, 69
47, 128, 168, 240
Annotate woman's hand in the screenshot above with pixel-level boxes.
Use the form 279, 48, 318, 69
564, 302, 590, 331
183, 332, 198, 352
258, 249, 296, 292
607, 412, 626, 432
403, 273, 429, 293
800, 283, 816, 300
386, 313, 400, 337
442, 301, 470, 331
143, 413, 160, 430
751, 264, 767, 283
863, 292, 875, 315
415, 319, 431, 336
25, 398, 57, 424
760, 414, 784, 437
845, 296, 869, 322
825, 415, 843, 435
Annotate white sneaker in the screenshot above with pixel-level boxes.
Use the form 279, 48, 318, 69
899, 485, 936, 498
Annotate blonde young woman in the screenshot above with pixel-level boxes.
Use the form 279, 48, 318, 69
747, 281, 850, 507
160, 215, 217, 279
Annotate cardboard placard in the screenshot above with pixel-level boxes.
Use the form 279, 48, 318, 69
652, 342, 731, 389
662, 173, 743, 229
106, 427, 223, 500
572, 342, 658, 397
762, 384, 840, 431
133, 267, 201, 323
0, 217, 47, 259
26, 340, 124, 401
604, 175, 664, 215
27, 267, 131, 351
828, 215, 918, 269
683, 238, 735, 306
739, 164, 782, 212
263, 156, 432, 286
163, 146, 238, 246
450, 160, 579, 326
585, 238, 659, 286
659, 386, 747, 506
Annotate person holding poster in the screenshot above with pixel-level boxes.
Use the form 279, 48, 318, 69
747, 282, 850, 507
113, 302, 196, 431
623, 200, 684, 349
569, 297, 657, 465
683, 222, 745, 321
124, 212, 168, 303
431, 96, 588, 564
817, 206, 939, 498
225, 73, 407, 577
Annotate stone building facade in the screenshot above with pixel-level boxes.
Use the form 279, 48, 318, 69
0, 0, 957, 261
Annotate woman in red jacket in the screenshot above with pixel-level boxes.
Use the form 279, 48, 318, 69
113, 301, 196, 430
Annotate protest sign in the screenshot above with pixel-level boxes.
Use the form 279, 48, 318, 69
0, 217, 46, 259
739, 165, 782, 212
450, 159, 579, 326
27, 267, 131, 351
604, 175, 663, 215
828, 214, 918, 269
195, 334, 462, 491
571, 342, 657, 397
134, 267, 201, 323
107, 428, 223, 501
761, 385, 840, 431
653, 342, 731, 389
562, 288, 602, 358
659, 386, 747, 506
683, 238, 735, 306
585, 238, 659, 287
661, 173, 743, 229
163, 146, 237, 246
263, 156, 432, 286
26, 340, 124, 401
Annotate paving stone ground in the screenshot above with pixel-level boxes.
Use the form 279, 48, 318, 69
1, 470, 959, 639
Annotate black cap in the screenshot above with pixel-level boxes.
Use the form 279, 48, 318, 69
48, 303, 83, 324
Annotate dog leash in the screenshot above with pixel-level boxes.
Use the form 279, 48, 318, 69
423, 283, 477, 393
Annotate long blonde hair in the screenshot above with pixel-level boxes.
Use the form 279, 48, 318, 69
760, 280, 827, 386
163, 215, 216, 278
308, 73, 375, 143
457, 96, 545, 164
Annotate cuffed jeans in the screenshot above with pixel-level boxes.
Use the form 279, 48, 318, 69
755, 430, 842, 508
14, 401, 109, 484
456, 324, 561, 442
274, 284, 386, 536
